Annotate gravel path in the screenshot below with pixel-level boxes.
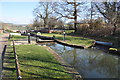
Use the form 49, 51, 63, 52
0, 33, 9, 79
0, 33, 9, 53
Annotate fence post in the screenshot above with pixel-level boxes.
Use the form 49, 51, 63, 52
63, 31, 66, 41
36, 35, 38, 43
28, 33, 31, 43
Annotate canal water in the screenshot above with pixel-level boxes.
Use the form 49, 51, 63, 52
42, 43, 119, 78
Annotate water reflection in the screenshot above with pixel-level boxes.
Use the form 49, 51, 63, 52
49, 43, 119, 78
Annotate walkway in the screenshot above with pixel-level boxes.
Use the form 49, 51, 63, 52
0, 33, 9, 79
0, 33, 9, 53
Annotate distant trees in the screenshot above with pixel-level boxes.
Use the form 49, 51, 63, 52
66, 22, 74, 29
47, 17, 64, 29
32, 18, 40, 28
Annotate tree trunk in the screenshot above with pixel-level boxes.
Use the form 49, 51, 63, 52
90, 2, 93, 29
43, 20, 46, 27
44, 19, 48, 28
74, 21, 77, 32
74, 1, 77, 32
112, 23, 117, 35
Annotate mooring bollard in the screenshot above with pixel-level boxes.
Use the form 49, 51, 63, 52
63, 31, 66, 41
36, 35, 37, 43
36, 35, 39, 43
52, 35, 55, 40
8, 34, 11, 40
28, 33, 31, 43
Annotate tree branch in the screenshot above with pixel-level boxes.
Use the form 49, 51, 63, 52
55, 11, 74, 19
95, 4, 108, 20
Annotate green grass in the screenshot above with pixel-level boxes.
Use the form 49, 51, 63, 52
10, 35, 27, 41
42, 33, 94, 48
65, 30, 74, 34
15, 45, 72, 79
2, 45, 17, 78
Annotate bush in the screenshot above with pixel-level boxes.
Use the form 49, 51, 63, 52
77, 25, 112, 38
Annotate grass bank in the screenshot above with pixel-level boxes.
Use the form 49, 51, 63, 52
42, 33, 94, 48
9, 35, 27, 41
69, 32, 120, 48
16, 45, 72, 79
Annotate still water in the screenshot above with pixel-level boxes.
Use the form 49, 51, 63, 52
46, 43, 119, 78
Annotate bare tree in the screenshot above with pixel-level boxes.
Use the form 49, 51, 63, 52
95, 2, 120, 35
33, 2, 54, 28
54, 0, 84, 32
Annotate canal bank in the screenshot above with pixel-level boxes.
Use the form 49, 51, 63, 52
46, 43, 119, 78
33, 33, 119, 55
44, 46, 82, 79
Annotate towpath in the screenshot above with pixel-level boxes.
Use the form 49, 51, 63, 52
0, 33, 9, 79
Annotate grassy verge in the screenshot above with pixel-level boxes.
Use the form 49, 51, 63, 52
42, 33, 94, 48
9, 35, 27, 41
15, 45, 72, 79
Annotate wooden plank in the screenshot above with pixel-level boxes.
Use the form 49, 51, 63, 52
37, 40, 54, 43
12, 40, 22, 80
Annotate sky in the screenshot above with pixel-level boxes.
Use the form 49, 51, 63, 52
0, 2, 39, 25
0, 1, 119, 25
